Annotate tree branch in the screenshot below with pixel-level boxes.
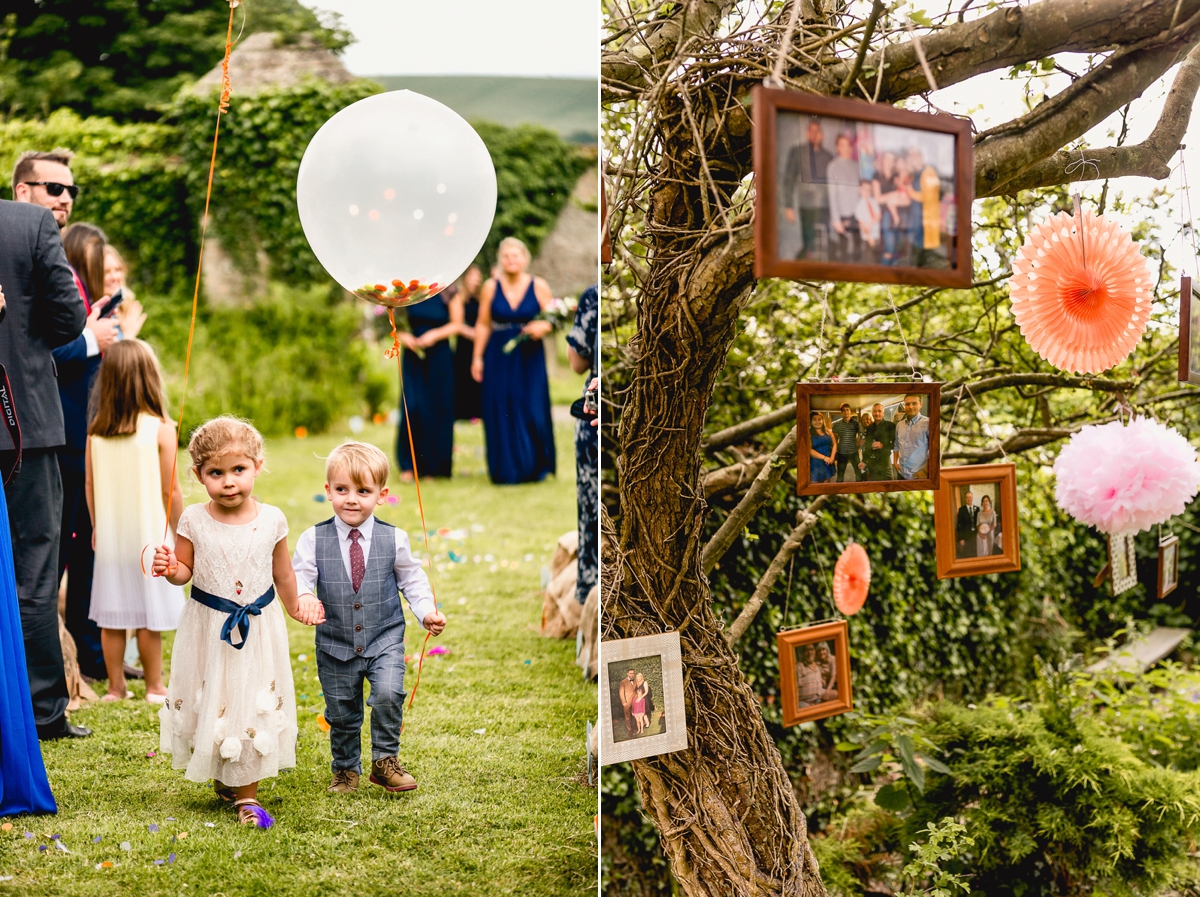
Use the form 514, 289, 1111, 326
976, 20, 1200, 196
943, 426, 1080, 461
995, 41, 1200, 192
839, 0, 886, 96
726, 498, 828, 645
939, 372, 1134, 402
704, 405, 796, 451
703, 454, 770, 498
701, 426, 796, 574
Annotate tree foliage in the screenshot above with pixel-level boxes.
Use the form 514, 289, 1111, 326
0, 0, 352, 121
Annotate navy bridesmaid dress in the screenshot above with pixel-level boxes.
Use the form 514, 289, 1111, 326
397, 294, 455, 478
0, 484, 56, 815
481, 279, 556, 484
453, 293, 484, 421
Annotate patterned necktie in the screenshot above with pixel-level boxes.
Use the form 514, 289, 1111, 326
349, 528, 365, 593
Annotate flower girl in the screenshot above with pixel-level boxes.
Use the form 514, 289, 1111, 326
152, 416, 324, 826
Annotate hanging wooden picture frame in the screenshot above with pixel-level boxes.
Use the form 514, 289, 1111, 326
1159, 534, 1180, 599
599, 632, 688, 765
932, 463, 1021, 579
777, 621, 853, 726
1108, 531, 1138, 596
752, 86, 973, 287
796, 381, 940, 495
1178, 275, 1200, 385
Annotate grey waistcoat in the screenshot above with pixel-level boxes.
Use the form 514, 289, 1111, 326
314, 518, 406, 661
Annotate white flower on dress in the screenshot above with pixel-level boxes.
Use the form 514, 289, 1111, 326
256, 688, 275, 715
251, 727, 276, 756
213, 718, 228, 742
219, 736, 243, 761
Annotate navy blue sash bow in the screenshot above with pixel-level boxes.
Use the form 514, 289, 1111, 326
190, 585, 275, 650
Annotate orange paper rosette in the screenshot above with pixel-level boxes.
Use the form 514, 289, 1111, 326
833, 543, 870, 615
1009, 209, 1151, 374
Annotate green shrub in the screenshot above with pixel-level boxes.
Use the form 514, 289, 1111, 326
0, 108, 192, 294
138, 284, 392, 438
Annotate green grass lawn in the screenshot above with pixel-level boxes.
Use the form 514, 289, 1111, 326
1, 417, 597, 896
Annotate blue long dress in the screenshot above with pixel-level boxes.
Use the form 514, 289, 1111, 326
0, 484, 56, 815
453, 294, 484, 421
482, 279, 556, 484
397, 294, 455, 478
810, 431, 835, 484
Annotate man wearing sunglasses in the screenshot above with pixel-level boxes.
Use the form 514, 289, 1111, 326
1, 150, 92, 739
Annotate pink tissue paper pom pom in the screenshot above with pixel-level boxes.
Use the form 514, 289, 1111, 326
1053, 417, 1200, 534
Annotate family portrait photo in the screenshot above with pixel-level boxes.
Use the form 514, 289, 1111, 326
796, 382, 940, 496
1179, 275, 1200, 385
599, 632, 688, 764
777, 621, 853, 726
1159, 535, 1180, 599
753, 88, 972, 287
933, 463, 1022, 579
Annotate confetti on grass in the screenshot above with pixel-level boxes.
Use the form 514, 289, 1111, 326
120, 842, 131, 851
93, 836, 102, 843
148, 824, 159, 834
55, 842, 69, 853
0, 824, 10, 831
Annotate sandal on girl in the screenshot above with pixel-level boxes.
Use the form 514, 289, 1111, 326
233, 798, 275, 829
213, 780, 236, 803
101, 690, 133, 702
145, 692, 167, 705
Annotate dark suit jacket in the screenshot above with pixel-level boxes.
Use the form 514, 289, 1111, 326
956, 504, 978, 540
0, 201, 86, 451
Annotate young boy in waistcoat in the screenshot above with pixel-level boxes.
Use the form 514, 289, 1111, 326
292, 442, 447, 794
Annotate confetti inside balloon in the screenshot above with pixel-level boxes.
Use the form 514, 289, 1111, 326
1054, 417, 1200, 534
833, 543, 871, 615
1009, 208, 1151, 373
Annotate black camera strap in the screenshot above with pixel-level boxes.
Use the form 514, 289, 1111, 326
0, 364, 21, 484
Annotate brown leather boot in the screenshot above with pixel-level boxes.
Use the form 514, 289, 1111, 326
369, 757, 417, 792
327, 769, 359, 794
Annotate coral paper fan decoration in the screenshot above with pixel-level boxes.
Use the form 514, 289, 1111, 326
833, 543, 871, 615
1054, 417, 1200, 534
1009, 209, 1151, 373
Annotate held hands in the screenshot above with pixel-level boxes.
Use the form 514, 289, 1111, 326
398, 332, 421, 353
423, 610, 447, 636
783, 208, 797, 223
522, 320, 554, 341
293, 593, 326, 627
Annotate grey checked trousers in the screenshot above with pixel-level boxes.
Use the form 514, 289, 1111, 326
317, 641, 407, 773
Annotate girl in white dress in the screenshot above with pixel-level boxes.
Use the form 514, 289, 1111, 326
86, 339, 184, 702
152, 416, 324, 827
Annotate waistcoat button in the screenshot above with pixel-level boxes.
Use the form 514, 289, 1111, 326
355, 624, 363, 632
354, 603, 361, 610
355, 646, 363, 654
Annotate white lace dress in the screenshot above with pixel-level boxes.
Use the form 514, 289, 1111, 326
159, 501, 297, 787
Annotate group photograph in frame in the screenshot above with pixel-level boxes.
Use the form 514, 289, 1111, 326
1159, 534, 1180, 599
796, 382, 940, 496
753, 87, 973, 287
1179, 275, 1200, 385
932, 463, 1022, 579
777, 621, 853, 726
599, 632, 688, 765
1108, 531, 1139, 596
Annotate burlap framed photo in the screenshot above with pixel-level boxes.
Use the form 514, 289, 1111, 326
599, 632, 687, 765
1109, 531, 1138, 596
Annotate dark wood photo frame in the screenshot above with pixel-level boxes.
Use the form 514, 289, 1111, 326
753, 87, 973, 287
1159, 534, 1180, 599
1179, 275, 1200, 385
796, 381, 940, 496
778, 621, 853, 726
933, 463, 1021, 579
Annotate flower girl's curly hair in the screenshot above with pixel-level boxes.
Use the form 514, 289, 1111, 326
187, 416, 265, 476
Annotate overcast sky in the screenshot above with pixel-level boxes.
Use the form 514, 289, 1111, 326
310, 0, 597, 79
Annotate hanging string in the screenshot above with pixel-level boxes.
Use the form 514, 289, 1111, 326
764, 0, 805, 88
1179, 148, 1200, 282
885, 289, 920, 377
781, 554, 795, 626
144, 2, 241, 581
963, 382, 1008, 460
1064, 143, 1101, 182
813, 285, 830, 379
943, 382, 966, 448
388, 307, 440, 731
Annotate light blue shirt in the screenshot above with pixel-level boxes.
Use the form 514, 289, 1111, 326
895, 412, 929, 479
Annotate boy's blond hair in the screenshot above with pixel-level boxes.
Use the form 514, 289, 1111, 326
188, 416, 265, 475
326, 441, 389, 489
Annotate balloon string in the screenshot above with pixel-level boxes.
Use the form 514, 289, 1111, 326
148, 3, 237, 575
387, 311, 438, 731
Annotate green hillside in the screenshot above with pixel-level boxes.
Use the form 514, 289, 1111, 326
369, 75, 597, 143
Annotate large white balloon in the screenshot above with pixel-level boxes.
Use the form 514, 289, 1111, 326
296, 90, 497, 307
